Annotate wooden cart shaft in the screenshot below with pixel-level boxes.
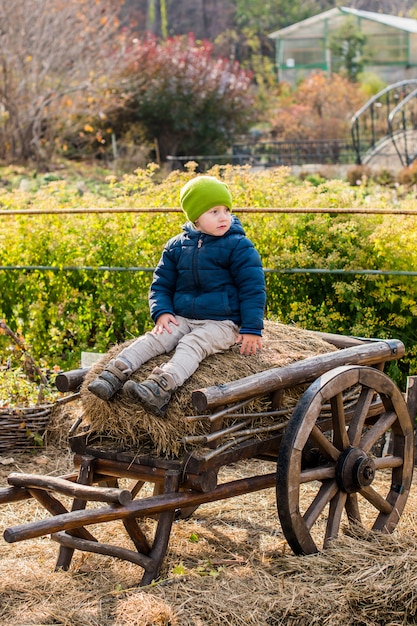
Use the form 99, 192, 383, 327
3, 471, 276, 543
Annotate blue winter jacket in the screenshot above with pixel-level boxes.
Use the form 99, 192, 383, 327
149, 216, 266, 336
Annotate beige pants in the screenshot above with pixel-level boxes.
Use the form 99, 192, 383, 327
117, 316, 239, 388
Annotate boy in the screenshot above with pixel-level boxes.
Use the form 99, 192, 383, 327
88, 175, 266, 417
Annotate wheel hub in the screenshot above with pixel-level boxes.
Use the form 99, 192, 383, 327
336, 446, 376, 493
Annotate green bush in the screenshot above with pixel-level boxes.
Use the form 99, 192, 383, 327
1, 164, 417, 389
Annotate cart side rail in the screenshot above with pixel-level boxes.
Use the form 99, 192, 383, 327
192, 339, 404, 412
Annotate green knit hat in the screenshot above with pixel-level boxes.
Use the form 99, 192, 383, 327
180, 176, 233, 223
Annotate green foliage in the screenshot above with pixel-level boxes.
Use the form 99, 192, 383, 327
171, 562, 187, 576
357, 72, 387, 99
234, 0, 310, 33
372, 168, 396, 187
1, 164, 417, 389
0, 368, 60, 408
195, 559, 223, 577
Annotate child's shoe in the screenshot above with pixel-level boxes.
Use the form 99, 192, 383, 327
87, 357, 132, 401
123, 366, 176, 417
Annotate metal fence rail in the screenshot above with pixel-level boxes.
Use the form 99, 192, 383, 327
1, 266, 415, 277
2, 207, 417, 216
167, 140, 357, 170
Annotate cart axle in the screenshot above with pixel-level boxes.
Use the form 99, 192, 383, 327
336, 446, 376, 493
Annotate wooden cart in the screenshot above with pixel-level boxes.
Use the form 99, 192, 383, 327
0, 332, 416, 586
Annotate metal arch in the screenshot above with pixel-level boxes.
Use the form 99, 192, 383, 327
351, 79, 417, 165
351, 79, 417, 125
388, 87, 417, 167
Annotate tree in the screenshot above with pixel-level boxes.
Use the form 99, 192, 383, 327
233, 0, 315, 34
0, 0, 128, 163
119, 0, 236, 41
216, 1, 336, 94
100, 34, 256, 161
146, 0, 168, 38
268, 72, 366, 141
328, 17, 367, 81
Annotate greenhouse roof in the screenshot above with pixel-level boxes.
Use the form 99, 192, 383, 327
268, 6, 417, 38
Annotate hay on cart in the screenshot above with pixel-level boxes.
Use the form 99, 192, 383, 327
80, 321, 337, 457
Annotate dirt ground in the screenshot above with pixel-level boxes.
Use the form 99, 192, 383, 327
1, 433, 417, 626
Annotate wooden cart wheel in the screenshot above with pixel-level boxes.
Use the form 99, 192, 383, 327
276, 365, 414, 555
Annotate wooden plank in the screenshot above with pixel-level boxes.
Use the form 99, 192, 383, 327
77, 456, 174, 484
185, 432, 283, 473
405, 376, 417, 462
71, 443, 181, 472
122, 518, 151, 555
140, 470, 180, 586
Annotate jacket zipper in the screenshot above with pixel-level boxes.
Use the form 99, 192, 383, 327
192, 236, 204, 302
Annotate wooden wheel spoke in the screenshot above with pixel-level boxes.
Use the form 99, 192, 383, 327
303, 480, 339, 530
348, 386, 375, 446
324, 490, 347, 547
330, 392, 349, 450
300, 465, 336, 483
373, 455, 403, 470
359, 485, 393, 514
359, 411, 398, 453
345, 493, 361, 525
310, 425, 340, 462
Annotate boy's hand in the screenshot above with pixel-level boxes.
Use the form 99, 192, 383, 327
152, 313, 179, 334
236, 333, 262, 355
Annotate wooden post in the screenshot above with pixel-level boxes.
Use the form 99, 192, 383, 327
405, 376, 417, 465
140, 469, 180, 586
55, 456, 96, 571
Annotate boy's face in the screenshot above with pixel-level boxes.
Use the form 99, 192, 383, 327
194, 205, 232, 237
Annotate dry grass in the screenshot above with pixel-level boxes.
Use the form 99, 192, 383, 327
1, 444, 417, 626
0, 323, 416, 625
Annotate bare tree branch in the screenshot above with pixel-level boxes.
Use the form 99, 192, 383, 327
0, 0, 130, 163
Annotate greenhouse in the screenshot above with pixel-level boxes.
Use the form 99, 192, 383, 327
269, 6, 417, 84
